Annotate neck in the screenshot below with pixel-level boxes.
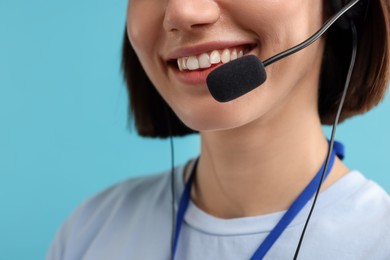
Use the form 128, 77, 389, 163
191, 108, 348, 219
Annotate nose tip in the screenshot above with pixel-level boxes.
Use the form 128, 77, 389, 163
163, 0, 220, 32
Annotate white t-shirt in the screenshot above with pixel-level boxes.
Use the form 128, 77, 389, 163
47, 164, 390, 260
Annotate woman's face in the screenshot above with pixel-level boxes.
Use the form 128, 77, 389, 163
127, 0, 325, 132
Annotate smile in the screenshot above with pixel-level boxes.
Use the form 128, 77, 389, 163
174, 45, 255, 71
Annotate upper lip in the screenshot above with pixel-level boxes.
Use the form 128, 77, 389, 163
165, 41, 257, 61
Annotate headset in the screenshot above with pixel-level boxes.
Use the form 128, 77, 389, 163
168, 0, 368, 259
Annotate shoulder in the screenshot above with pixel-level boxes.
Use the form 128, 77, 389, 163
308, 171, 390, 258
338, 171, 390, 214
81, 170, 173, 213
273, 171, 390, 259
47, 165, 185, 260
318, 170, 390, 225
71, 166, 183, 224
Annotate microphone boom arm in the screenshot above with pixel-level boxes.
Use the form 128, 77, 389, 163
263, 0, 360, 67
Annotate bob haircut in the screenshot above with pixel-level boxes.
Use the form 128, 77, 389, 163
122, 0, 390, 138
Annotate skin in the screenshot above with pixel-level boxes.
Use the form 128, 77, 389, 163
127, 0, 350, 218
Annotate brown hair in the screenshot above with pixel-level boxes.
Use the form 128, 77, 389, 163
122, 0, 390, 138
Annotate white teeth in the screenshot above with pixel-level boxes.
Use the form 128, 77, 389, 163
198, 53, 211, 69
210, 50, 221, 64
221, 49, 230, 64
231, 49, 238, 60
176, 48, 248, 71
177, 59, 182, 71
186, 56, 199, 70
177, 58, 187, 71
182, 58, 188, 70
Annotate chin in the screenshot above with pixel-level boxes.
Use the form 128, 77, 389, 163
176, 110, 253, 133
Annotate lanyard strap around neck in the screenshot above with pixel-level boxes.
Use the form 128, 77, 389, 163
172, 141, 345, 260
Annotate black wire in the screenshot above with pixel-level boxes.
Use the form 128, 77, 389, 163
263, 0, 360, 68
170, 135, 175, 259
292, 21, 358, 260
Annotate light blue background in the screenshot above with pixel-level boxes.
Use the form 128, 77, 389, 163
0, 1, 389, 259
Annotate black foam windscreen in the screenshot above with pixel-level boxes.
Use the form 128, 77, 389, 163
206, 55, 267, 103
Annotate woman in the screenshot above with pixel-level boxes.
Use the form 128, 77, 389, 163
48, 0, 390, 259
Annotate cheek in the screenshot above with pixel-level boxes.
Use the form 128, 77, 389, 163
237, 0, 323, 90
126, 0, 163, 67
126, 0, 171, 100
227, 0, 322, 53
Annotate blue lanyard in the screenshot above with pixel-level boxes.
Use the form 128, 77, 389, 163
172, 141, 345, 260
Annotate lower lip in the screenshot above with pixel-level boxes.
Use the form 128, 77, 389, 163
170, 63, 225, 85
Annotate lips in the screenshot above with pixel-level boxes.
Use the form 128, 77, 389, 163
167, 43, 256, 72
177, 47, 247, 71
166, 43, 257, 85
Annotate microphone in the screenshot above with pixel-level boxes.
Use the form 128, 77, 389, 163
206, 0, 361, 103
206, 56, 266, 103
